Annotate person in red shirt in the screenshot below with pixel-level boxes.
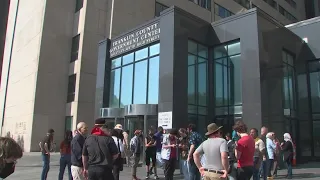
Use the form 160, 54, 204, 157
234, 120, 255, 180
59, 130, 73, 180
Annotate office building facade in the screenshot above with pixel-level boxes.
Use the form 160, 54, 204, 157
0, 0, 307, 152
96, 7, 320, 161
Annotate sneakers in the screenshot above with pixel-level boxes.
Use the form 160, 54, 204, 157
145, 175, 150, 179
153, 175, 159, 179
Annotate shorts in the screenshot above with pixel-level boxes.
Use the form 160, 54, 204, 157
145, 151, 156, 166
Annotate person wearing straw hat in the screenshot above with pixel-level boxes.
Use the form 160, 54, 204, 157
193, 123, 229, 180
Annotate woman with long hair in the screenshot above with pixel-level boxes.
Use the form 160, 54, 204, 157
0, 137, 23, 179
58, 130, 73, 180
281, 133, 294, 179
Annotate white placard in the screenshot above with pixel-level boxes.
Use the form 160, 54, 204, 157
158, 111, 172, 129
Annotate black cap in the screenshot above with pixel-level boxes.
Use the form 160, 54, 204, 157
95, 118, 105, 126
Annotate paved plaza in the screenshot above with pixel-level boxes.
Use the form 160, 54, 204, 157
7, 153, 320, 180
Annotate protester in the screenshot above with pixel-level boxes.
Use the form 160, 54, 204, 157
111, 129, 124, 180
187, 124, 203, 180
234, 120, 255, 180
250, 128, 265, 180
0, 137, 23, 179
225, 132, 237, 180
39, 129, 55, 180
82, 122, 119, 180
281, 133, 293, 179
266, 132, 277, 179
130, 130, 143, 180
71, 122, 88, 180
178, 128, 189, 180
259, 126, 268, 180
154, 127, 164, 168
59, 130, 73, 180
193, 123, 229, 180
145, 128, 159, 179
123, 130, 131, 167
161, 129, 178, 180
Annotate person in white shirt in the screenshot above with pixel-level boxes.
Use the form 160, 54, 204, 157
111, 129, 124, 180
266, 132, 276, 179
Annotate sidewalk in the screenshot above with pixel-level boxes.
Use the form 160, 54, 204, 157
10, 153, 320, 179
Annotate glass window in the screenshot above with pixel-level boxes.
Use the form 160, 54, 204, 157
148, 56, 159, 104
214, 45, 227, 58
215, 62, 223, 106
198, 62, 207, 106
122, 53, 134, 65
135, 48, 148, 61
228, 42, 241, 56
213, 40, 242, 111
71, 34, 80, 62
198, 44, 208, 58
188, 55, 196, 65
109, 43, 160, 107
188, 41, 197, 55
149, 43, 160, 56
133, 60, 148, 104
282, 50, 296, 112
230, 55, 242, 105
188, 65, 196, 104
109, 69, 121, 107
120, 65, 133, 107
65, 116, 73, 131
75, 0, 83, 12
67, 74, 76, 103
112, 57, 121, 69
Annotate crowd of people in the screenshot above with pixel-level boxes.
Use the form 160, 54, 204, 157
35, 118, 296, 180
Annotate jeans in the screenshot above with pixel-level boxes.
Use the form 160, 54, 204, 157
286, 160, 292, 178
180, 160, 189, 180
188, 159, 200, 180
253, 157, 260, 180
163, 158, 176, 180
259, 160, 267, 180
59, 154, 72, 180
228, 162, 237, 180
156, 152, 163, 167
267, 159, 274, 177
131, 154, 140, 177
41, 154, 50, 180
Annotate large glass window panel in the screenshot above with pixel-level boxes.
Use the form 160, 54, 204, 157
283, 67, 290, 109
223, 61, 229, 105
288, 68, 294, 109
109, 69, 121, 107
188, 54, 196, 65
198, 62, 207, 106
228, 42, 241, 56
148, 56, 159, 104
122, 53, 134, 65
310, 71, 320, 113
214, 45, 227, 58
133, 60, 148, 104
313, 121, 320, 156
135, 48, 148, 61
120, 65, 133, 107
112, 57, 121, 69
188, 65, 196, 104
188, 41, 197, 54
149, 43, 160, 56
230, 55, 242, 105
198, 44, 208, 58
215, 62, 223, 106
